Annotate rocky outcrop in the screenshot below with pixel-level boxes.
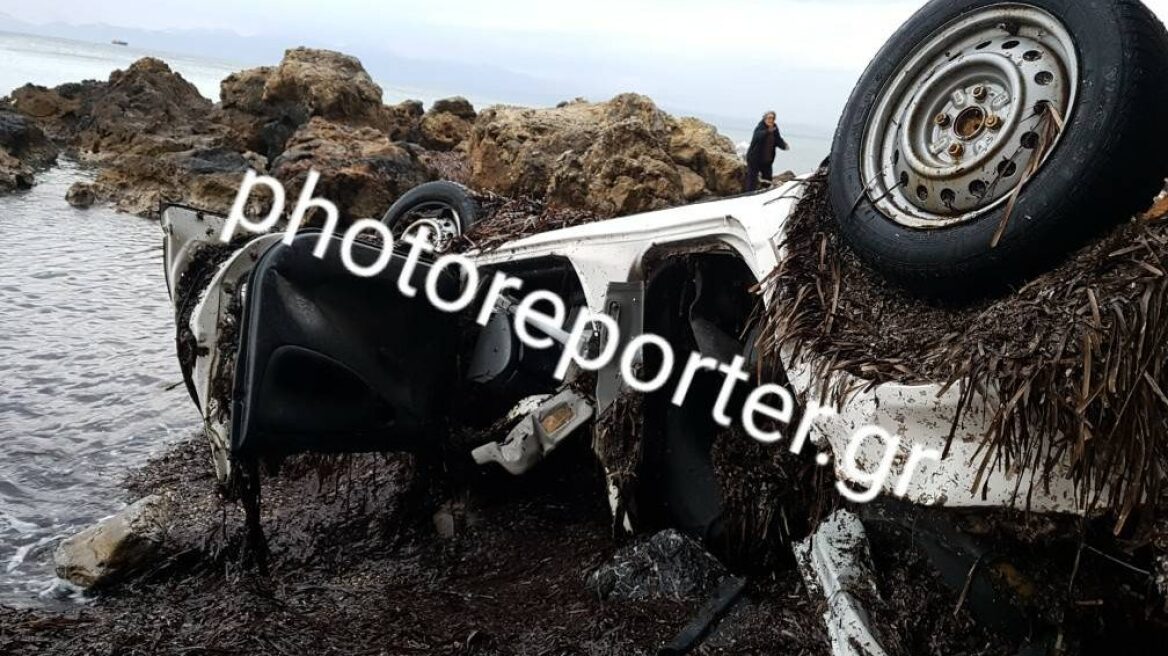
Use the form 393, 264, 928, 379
215, 48, 389, 161
271, 117, 435, 221
8, 48, 744, 219
37, 58, 217, 160
467, 94, 744, 216
54, 495, 170, 589
670, 117, 747, 196
9, 48, 436, 218
431, 97, 476, 121
385, 99, 423, 142
0, 108, 57, 192
10, 81, 100, 143
382, 96, 477, 152
214, 66, 296, 161
419, 97, 476, 152
92, 147, 253, 216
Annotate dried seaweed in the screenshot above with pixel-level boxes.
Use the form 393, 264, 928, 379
594, 390, 645, 533
455, 191, 601, 253
759, 171, 1168, 523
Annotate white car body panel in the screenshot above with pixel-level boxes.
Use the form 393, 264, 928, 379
160, 179, 1085, 514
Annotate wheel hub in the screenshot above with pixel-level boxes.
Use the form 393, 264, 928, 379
395, 201, 462, 253
861, 4, 1079, 228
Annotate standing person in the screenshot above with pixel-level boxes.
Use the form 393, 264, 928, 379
745, 111, 789, 191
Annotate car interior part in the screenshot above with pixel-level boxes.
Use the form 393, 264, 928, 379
471, 387, 595, 475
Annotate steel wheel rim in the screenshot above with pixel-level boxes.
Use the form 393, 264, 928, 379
860, 4, 1079, 229
394, 200, 462, 253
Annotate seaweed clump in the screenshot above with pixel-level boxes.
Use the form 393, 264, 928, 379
759, 171, 1168, 524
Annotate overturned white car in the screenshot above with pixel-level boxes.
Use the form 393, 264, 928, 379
161, 0, 1168, 654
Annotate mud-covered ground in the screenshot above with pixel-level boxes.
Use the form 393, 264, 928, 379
0, 437, 833, 656
4, 432, 1164, 654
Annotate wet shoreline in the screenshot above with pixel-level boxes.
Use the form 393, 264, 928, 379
0, 162, 198, 606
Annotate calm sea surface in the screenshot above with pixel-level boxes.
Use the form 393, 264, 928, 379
0, 162, 200, 607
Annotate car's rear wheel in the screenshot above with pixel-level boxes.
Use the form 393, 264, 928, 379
829, 0, 1168, 297
382, 181, 479, 253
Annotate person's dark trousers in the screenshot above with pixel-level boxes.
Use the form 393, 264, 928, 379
745, 161, 774, 191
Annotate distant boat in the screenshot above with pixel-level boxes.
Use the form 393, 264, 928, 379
111, 39, 129, 46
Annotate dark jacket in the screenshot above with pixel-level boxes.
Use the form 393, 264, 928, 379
745, 121, 788, 166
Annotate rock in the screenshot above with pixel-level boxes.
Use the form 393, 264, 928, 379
0, 108, 57, 192
586, 529, 729, 601
548, 117, 683, 215
9, 83, 86, 142
670, 117, 746, 196
0, 109, 57, 168
419, 111, 472, 152
271, 117, 435, 222
385, 99, 423, 142
67, 58, 218, 160
66, 181, 96, 208
430, 96, 476, 121
262, 48, 385, 128
92, 147, 253, 216
219, 66, 273, 116
215, 66, 301, 161
772, 170, 797, 186
213, 48, 389, 162
678, 165, 706, 201
54, 495, 170, 589
467, 93, 743, 215
0, 151, 34, 192
411, 98, 476, 151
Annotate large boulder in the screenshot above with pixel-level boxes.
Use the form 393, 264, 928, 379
213, 48, 390, 161
0, 108, 57, 192
0, 150, 34, 193
66, 181, 97, 208
430, 96, 476, 121
263, 48, 386, 127
467, 94, 744, 216
670, 117, 747, 196
54, 495, 170, 589
214, 65, 300, 161
63, 58, 218, 159
547, 118, 683, 215
271, 117, 435, 222
418, 97, 476, 152
385, 99, 424, 142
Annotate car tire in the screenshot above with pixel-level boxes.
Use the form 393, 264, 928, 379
382, 181, 480, 252
829, 0, 1168, 297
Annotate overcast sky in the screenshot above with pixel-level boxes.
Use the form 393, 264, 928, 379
5, 0, 1168, 135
